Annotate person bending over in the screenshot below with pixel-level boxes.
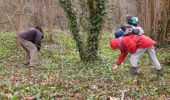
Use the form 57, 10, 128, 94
17, 26, 43, 67
110, 33, 163, 77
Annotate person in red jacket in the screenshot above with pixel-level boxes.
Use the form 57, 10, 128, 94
110, 34, 163, 76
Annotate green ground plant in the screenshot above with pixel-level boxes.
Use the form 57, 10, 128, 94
0, 31, 170, 99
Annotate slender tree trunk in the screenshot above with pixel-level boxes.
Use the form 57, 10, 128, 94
49, 0, 55, 42
0, 0, 17, 32
87, 0, 106, 61
16, 0, 24, 33
60, 0, 106, 62
59, 0, 86, 62
35, 0, 43, 26
87, 0, 98, 61
162, 0, 170, 42
45, 0, 55, 43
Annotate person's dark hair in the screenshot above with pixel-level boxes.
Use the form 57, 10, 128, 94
35, 26, 43, 33
35, 26, 44, 39
126, 16, 138, 27
126, 15, 133, 25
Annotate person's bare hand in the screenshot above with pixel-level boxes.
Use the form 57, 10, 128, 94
112, 64, 119, 74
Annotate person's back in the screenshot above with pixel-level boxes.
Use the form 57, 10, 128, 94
19, 28, 42, 47
122, 34, 156, 52
19, 28, 36, 42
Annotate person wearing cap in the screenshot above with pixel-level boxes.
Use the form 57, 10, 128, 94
110, 30, 163, 76
121, 16, 144, 36
17, 26, 43, 67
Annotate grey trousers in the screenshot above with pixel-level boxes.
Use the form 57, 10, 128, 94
18, 39, 37, 67
130, 46, 161, 70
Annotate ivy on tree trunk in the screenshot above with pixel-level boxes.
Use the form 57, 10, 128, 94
59, 0, 106, 62
59, 0, 86, 61
87, 0, 106, 61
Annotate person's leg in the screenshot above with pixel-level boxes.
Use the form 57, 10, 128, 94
130, 49, 146, 67
18, 39, 30, 65
147, 46, 161, 70
130, 48, 146, 75
21, 44, 30, 65
146, 46, 163, 76
25, 41, 37, 67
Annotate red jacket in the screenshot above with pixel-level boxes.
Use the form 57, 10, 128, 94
110, 34, 156, 65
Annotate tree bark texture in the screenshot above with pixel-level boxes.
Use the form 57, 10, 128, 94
113, 0, 170, 44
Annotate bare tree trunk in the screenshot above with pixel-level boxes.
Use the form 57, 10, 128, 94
34, 0, 43, 26
114, 0, 170, 44
139, 0, 170, 45
16, 0, 23, 33
162, 0, 170, 42
49, 0, 55, 42
0, 0, 17, 32
45, 0, 55, 43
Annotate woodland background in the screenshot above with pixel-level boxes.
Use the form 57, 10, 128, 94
0, 0, 170, 44
0, 0, 170, 99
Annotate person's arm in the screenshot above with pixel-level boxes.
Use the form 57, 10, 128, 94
113, 50, 128, 72
116, 50, 128, 65
34, 30, 42, 51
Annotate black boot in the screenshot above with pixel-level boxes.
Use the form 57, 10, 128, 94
23, 62, 29, 66
131, 67, 138, 76
157, 69, 163, 77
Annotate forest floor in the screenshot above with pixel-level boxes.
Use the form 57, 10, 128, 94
0, 31, 170, 100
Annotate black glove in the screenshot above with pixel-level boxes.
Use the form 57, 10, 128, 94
37, 46, 40, 51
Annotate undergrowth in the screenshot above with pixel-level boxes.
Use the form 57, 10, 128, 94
0, 31, 170, 99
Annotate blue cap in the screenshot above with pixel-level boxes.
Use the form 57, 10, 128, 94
114, 29, 124, 38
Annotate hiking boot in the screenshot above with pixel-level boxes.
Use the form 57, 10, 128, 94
157, 69, 163, 77
23, 62, 29, 66
131, 67, 138, 76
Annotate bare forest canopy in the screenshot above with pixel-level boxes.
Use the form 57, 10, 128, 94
0, 0, 170, 44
